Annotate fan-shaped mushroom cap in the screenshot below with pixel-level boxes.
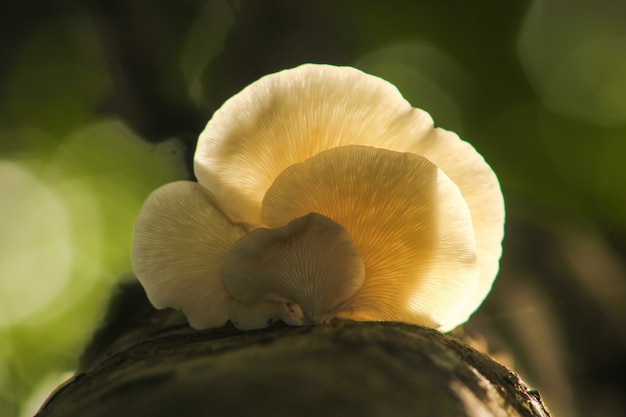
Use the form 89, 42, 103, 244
411, 128, 504, 330
195, 64, 432, 225
262, 145, 480, 329
132, 181, 245, 329
223, 212, 365, 326
195, 64, 504, 329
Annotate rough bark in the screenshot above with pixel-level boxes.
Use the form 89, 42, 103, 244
36, 282, 551, 417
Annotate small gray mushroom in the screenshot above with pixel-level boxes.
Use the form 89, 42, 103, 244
223, 213, 365, 326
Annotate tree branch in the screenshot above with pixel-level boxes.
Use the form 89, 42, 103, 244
36, 282, 550, 417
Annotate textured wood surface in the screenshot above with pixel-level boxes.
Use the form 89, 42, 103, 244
36, 282, 551, 417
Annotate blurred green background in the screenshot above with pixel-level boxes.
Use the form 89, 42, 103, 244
1, 1, 625, 416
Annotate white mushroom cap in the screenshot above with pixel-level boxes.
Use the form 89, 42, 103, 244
194, 64, 504, 329
134, 64, 504, 331
411, 128, 505, 329
195, 64, 432, 225
262, 146, 480, 329
132, 181, 245, 329
222, 213, 365, 326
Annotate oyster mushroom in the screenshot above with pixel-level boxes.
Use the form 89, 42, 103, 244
132, 64, 505, 331
132, 181, 245, 329
223, 212, 365, 326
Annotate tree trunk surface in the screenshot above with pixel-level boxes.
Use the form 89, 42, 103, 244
35, 283, 551, 417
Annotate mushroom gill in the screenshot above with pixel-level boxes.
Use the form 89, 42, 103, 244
223, 212, 365, 326
262, 145, 480, 329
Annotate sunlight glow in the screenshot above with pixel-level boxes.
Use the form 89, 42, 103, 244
0, 161, 73, 326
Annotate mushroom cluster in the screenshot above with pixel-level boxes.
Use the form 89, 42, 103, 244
132, 64, 505, 332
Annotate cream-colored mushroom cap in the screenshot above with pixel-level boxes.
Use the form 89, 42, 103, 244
132, 181, 246, 329
194, 64, 505, 330
133, 64, 504, 332
262, 146, 480, 328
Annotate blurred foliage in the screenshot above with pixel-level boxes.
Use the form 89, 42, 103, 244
0, 1, 624, 417
0, 124, 187, 417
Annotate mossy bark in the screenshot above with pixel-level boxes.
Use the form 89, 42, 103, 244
36, 282, 551, 417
